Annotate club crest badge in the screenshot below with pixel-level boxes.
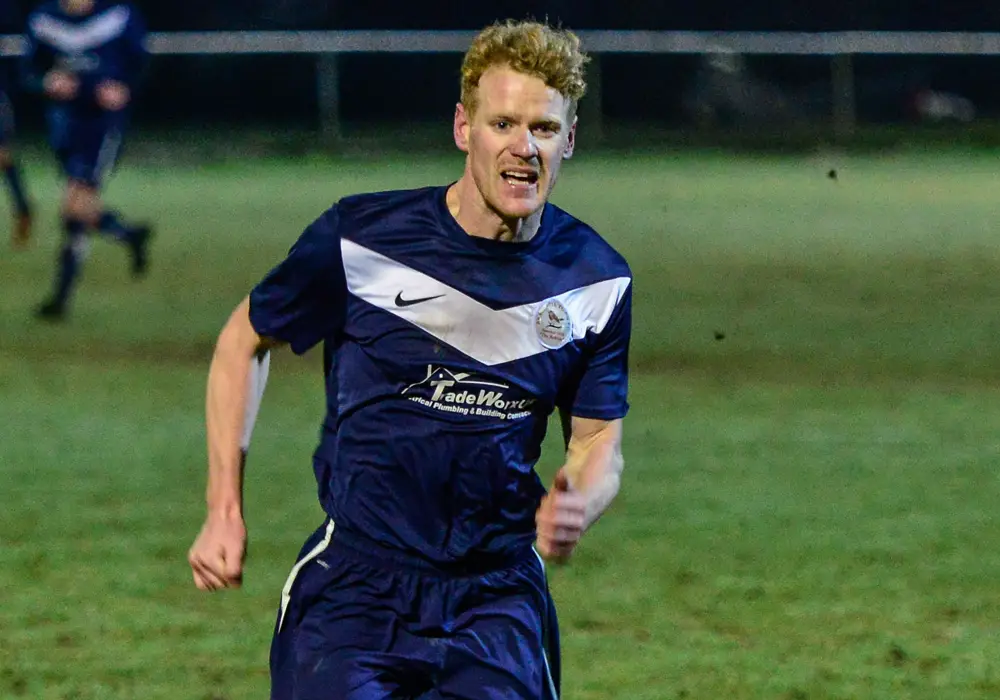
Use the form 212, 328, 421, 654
535, 299, 573, 349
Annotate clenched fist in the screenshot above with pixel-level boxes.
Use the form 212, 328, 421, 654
535, 468, 587, 563
95, 80, 130, 111
43, 70, 78, 101
188, 512, 247, 591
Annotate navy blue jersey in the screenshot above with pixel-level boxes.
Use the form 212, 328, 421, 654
250, 186, 632, 568
23, 1, 147, 102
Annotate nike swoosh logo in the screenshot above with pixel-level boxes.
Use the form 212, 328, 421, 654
394, 292, 445, 308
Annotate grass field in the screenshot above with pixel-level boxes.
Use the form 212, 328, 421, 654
3, 146, 1000, 699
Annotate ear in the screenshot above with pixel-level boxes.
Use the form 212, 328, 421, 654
453, 103, 470, 153
563, 116, 577, 160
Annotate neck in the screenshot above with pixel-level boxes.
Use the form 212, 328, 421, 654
446, 176, 542, 243
61, 1, 93, 15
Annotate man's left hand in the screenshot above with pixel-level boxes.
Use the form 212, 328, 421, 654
535, 468, 587, 563
95, 80, 130, 111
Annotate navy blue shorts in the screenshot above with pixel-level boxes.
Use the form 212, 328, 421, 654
45, 105, 126, 188
270, 520, 561, 699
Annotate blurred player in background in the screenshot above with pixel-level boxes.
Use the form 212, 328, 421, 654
0, 0, 33, 247
23, 0, 151, 320
189, 19, 632, 700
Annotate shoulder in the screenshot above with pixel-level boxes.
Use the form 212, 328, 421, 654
78, 2, 139, 30
265, 204, 343, 277
546, 204, 632, 282
296, 202, 341, 245
97, 1, 132, 12
112, 2, 145, 24
101, 2, 140, 24
26, 4, 64, 42
335, 186, 441, 238
337, 185, 441, 215
27, 2, 60, 25
33, 1, 62, 15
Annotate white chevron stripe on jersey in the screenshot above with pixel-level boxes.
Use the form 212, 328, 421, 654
30, 6, 130, 54
341, 238, 630, 366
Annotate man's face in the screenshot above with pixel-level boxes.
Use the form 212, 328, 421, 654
454, 66, 576, 221
61, 0, 95, 15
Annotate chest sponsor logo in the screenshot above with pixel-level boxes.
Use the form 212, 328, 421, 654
401, 365, 537, 420
57, 51, 100, 73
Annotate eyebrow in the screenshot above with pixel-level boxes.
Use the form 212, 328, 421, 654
533, 118, 564, 130
489, 114, 564, 127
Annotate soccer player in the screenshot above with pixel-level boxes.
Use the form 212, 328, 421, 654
0, 0, 33, 247
23, 0, 151, 320
189, 20, 632, 700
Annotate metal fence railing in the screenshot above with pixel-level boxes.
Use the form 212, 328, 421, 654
5, 30, 1000, 137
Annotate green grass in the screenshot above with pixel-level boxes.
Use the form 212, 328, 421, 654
4, 147, 1000, 699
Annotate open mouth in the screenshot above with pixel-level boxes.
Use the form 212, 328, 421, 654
501, 170, 539, 186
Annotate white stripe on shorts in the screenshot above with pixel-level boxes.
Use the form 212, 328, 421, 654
532, 547, 560, 700
93, 127, 122, 186
278, 520, 335, 631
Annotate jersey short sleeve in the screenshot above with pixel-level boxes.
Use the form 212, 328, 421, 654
563, 283, 632, 420
248, 206, 347, 355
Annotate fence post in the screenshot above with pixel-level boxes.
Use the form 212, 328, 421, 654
316, 52, 341, 142
580, 54, 604, 145
831, 52, 856, 141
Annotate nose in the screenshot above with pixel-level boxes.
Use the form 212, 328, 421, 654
509, 127, 538, 159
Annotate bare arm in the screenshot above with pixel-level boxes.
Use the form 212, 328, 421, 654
536, 411, 625, 562
205, 296, 275, 518
189, 296, 279, 590
560, 412, 624, 530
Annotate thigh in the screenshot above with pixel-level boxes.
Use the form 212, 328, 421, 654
45, 106, 72, 159
290, 648, 430, 700
270, 524, 437, 700
438, 557, 560, 700
62, 115, 125, 189
291, 601, 436, 700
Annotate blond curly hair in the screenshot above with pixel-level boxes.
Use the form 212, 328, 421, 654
460, 20, 589, 117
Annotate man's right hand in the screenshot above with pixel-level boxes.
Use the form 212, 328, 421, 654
188, 512, 247, 591
43, 70, 78, 101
